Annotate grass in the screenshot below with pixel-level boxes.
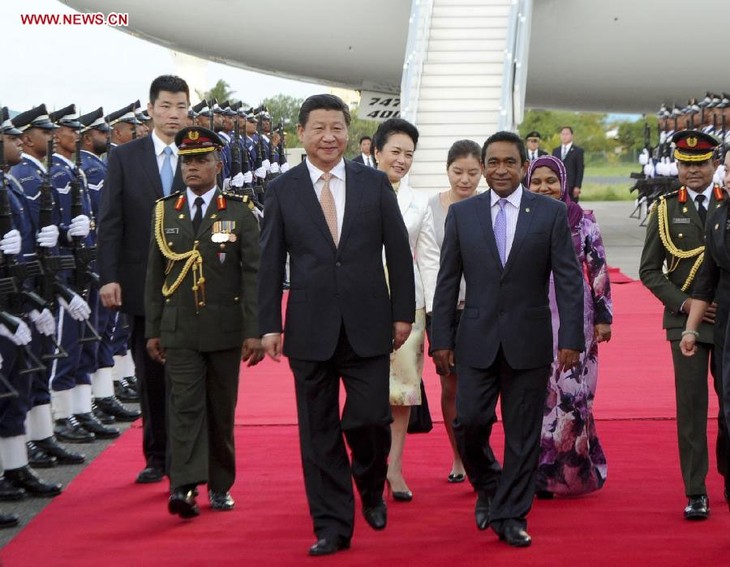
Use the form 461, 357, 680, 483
582, 161, 640, 201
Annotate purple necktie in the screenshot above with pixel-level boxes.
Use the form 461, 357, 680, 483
494, 198, 508, 265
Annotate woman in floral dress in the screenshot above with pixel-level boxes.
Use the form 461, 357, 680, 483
527, 155, 613, 497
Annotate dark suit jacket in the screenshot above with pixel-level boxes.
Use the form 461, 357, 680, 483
527, 149, 548, 160
431, 188, 584, 370
258, 159, 414, 360
552, 145, 585, 189
145, 189, 260, 351
97, 136, 184, 316
352, 154, 376, 167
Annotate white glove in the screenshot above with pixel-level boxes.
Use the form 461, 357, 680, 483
0, 229, 21, 255
668, 161, 678, 177
68, 215, 91, 238
638, 150, 649, 166
58, 294, 91, 321
262, 159, 271, 171
231, 172, 245, 188
36, 225, 59, 248
255, 167, 266, 179
243, 171, 253, 184
643, 163, 654, 178
30, 308, 56, 336
0, 317, 32, 346
270, 162, 280, 174
280, 162, 290, 173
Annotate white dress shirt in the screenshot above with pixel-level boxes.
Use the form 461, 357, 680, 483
186, 186, 216, 220
306, 158, 346, 240
361, 153, 373, 167
490, 186, 523, 260
151, 129, 179, 174
685, 184, 713, 210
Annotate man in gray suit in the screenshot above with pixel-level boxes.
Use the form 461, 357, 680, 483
431, 131, 584, 547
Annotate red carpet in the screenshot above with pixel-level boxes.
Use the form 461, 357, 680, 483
2, 281, 727, 566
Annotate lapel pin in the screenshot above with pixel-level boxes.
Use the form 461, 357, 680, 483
525, 207, 530, 213
178, 214, 185, 219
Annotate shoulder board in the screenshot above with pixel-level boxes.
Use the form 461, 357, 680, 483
660, 190, 679, 201
156, 191, 182, 203
222, 191, 250, 203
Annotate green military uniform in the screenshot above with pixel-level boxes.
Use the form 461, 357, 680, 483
145, 145, 259, 498
640, 163, 728, 500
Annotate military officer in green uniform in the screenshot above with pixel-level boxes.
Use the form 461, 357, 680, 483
145, 126, 263, 519
640, 130, 730, 520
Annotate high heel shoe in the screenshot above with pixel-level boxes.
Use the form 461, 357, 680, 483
386, 480, 413, 502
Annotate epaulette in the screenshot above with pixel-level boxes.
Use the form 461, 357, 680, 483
661, 189, 680, 200
156, 191, 182, 203
222, 191, 255, 210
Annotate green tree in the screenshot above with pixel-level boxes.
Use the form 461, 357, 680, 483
196, 79, 240, 105
519, 109, 615, 155
262, 94, 303, 146
345, 107, 380, 157
616, 115, 658, 153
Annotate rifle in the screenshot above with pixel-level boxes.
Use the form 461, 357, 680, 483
69, 137, 100, 342
0, 137, 47, 376
277, 121, 288, 170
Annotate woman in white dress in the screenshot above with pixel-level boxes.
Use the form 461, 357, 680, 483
373, 118, 439, 501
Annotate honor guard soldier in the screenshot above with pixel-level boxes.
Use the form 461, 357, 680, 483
0, 109, 67, 500
144, 127, 262, 518
48, 105, 119, 443
8, 107, 87, 471
133, 100, 151, 138
77, 109, 140, 424
105, 103, 141, 149
640, 130, 730, 520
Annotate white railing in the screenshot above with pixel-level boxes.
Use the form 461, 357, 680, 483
400, 0, 434, 122
498, 0, 533, 131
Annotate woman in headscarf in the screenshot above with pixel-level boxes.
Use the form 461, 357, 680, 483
527, 155, 613, 498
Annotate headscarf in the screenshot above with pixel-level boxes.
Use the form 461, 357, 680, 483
526, 154, 583, 230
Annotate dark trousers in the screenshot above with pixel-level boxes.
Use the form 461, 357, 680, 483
165, 347, 240, 492
289, 324, 391, 540
455, 349, 549, 532
0, 338, 30, 437
131, 315, 167, 471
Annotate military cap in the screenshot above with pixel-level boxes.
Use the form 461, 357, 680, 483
672, 130, 719, 162
525, 131, 541, 140
79, 107, 109, 133
106, 103, 141, 126
1, 107, 22, 135
174, 126, 223, 155
187, 109, 197, 119
12, 104, 57, 132
256, 105, 271, 120
243, 107, 257, 122
133, 99, 151, 122
192, 100, 211, 117
211, 99, 224, 115
50, 104, 82, 129
220, 101, 237, 117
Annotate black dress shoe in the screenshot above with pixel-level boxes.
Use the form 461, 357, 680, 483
684, 495, 710, 520
475, 495, 491, 530
0, 477, 26, 501
500, 524, 532, 547
74, 412, 121, 439
168, 486, 199, 518
115, 377, 139, 403
54, 416, 96, 443
308, 536, 351, 556
136, 467, 165, 484
33, 437, 86, 465
4, 466, 62, 497
92, 402, 116, 425
26, 441, 58, 469
0, 513, 19, 529
447, 473, 466, 483
209, 490, 235, 511
94, 396, 141, 422
363, 500, 387, 530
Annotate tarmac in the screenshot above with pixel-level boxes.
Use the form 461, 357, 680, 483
0, 199, 650, 549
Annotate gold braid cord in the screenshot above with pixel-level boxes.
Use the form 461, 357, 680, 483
153, 201, 206, 305
655, 197, 704, 292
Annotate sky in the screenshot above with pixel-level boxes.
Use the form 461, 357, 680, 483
2, 0, 327, 115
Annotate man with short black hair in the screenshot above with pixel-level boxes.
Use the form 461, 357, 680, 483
552, 126, 584, 202
98, 74, 189, 484
352, 135, 375, 167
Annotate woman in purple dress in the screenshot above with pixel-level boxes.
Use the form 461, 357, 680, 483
527, 155, 613, 497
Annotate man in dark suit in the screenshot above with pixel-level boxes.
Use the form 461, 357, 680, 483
431, 131, 584, 547
258, 94, 414, 556
552, 126, 584, 202
351, 135, 376, 167
145, 127, 263, 518
524, 130, 547, 161
97, 75, 188, 484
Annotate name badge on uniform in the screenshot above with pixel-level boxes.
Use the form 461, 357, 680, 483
164, 228, 179, 234
672, 218, 691, 224
211, 220, 237, 243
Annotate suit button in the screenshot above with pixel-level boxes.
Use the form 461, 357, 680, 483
677, 233, 683, 238
335, 261, 341, 267
233, 296, 239, 302
165, 299, 170, 303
